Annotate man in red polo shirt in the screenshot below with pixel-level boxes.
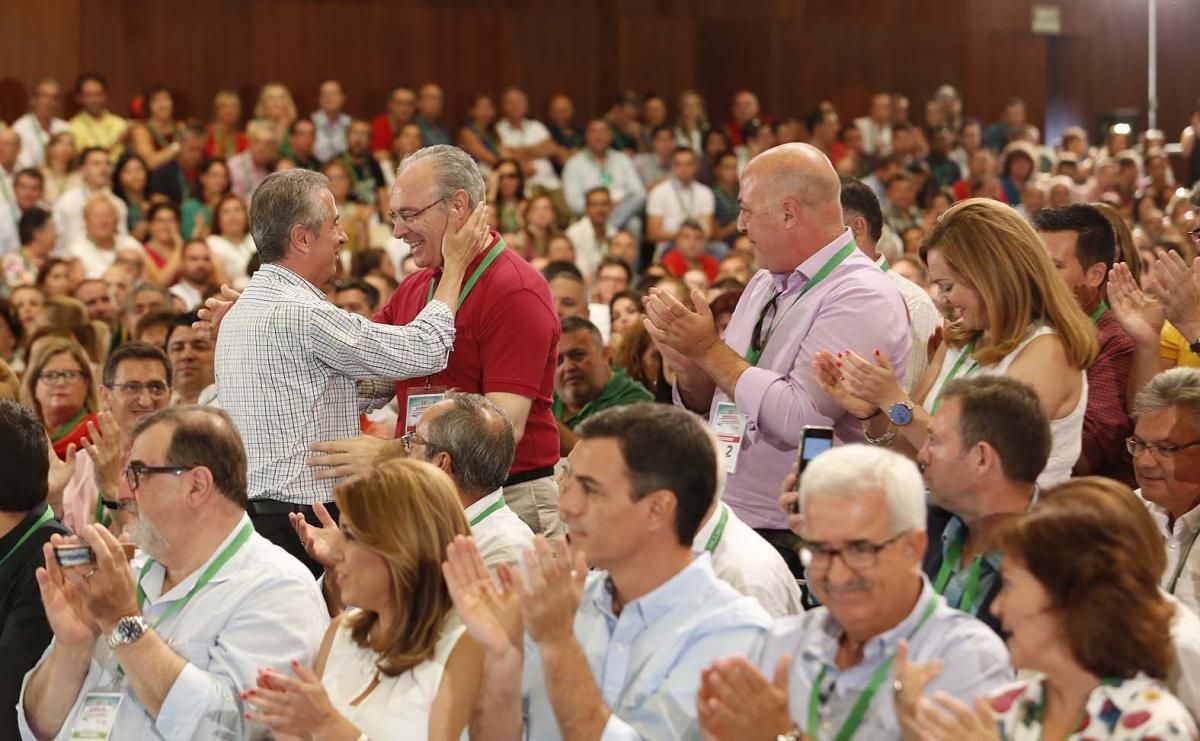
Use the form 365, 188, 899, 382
310, 145, 564, 536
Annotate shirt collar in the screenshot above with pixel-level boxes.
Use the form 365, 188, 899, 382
589, 552, 712, 624
0, 501, 52, 554
691, 502, 728, 552
256, 263, 327, 301
773, 226, 856, 292
1137, 489, 1200, 539
141, 514, 255, 605
464, 488, 505, 522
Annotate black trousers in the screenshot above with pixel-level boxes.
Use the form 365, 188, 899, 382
247, 501, 340, 579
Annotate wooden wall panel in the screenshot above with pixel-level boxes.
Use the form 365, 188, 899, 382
0, 0, 1192, 147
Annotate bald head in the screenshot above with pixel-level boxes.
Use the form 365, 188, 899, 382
738, 143, 847, 273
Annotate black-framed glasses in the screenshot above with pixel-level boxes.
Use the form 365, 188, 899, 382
390, 196, 446, 226
123, 461, 198, 491
400, 431, 429, 455
1126, 436, 1200, 461
38, 370, 85, 385
798, 531, 911, 571
105, 381, 170, 398
749, 290, 782, 358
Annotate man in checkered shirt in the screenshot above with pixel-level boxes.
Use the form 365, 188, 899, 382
213, 168, 488, 571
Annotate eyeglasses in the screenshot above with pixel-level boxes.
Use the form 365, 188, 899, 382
124, 461, 197, 491
749, 290, 782, 359
1126, 436, 1200, 461
798, 531, 910, 572
400, 431, 430, 455
498, 171, 519, 180
106, 381, 171, 398
38, 370, 85, 385
390, 196, 446, 226
1189, 227, 1200, 247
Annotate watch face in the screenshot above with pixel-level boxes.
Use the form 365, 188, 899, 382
888, 402, 914, 426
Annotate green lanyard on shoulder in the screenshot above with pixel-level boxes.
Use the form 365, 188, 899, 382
704, 505, 730, 554
1168, 522, 1200, 595
930, 338, 979, 413
932, 530, 985, 616
0, 507, 55, 568
807, 596, 939, 741
469, 497, 507, 527
50, 408, 90, 444
1089, 300, 1108, 324
94, 494, 112, 529
136, 522, 254, 627
744, 240, 857, 366
426, 239, 507, 307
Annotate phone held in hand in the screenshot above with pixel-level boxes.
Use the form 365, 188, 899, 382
790, 426, 835, 511
53, 543, 137, 568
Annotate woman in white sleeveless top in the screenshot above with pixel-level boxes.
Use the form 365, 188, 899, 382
246, 459, 483, 740
813, 198, 1096, 486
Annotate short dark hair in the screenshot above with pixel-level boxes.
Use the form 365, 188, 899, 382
941, 376, 1050, 484
671, 146, 697, 161
335, 279, 381, 311
651, 124, 673, 139
14, 168, 44, 188
166, 311, 202, 346
584, 186, 611, 204
74, 73, 108, 94
561, 315, 603, 346
576, 403, 716, 545
596, 256, 632, 283
146, 201, 180, 224
18, 207, 52, 246
0, 399, 49, 511
839, 176, 884, 243
677, 219, 705, 236
131, 406, 248, 507
78, 146, 110, 167
542, 260, 583, 284
103, 341, 173, 387
1030, 204, 1117, 272
135, 309, 177, 344
423, 392, 516, 495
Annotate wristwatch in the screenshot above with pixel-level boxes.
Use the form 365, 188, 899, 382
106, 615, 150, 649
776, 729, 804, 741
886, 400, 915, 426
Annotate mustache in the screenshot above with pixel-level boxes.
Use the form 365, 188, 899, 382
819, 579, 872, 593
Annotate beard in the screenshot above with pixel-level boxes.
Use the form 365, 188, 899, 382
124, 506, 171, 559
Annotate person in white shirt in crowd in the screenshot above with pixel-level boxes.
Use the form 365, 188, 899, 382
296, 391, 535, 609
565, 186, 617, 281
17, 406, 328, 740
636, 125, 677, 189
495, 87, 561, 197
167, 314, 216, 407
697, 445, 1011, 741
12, 79, 72, 171
228, 121, 278, 201
1131, 368, 1200, 617
444, 402, 771, 740
855, 93, 894, 161
311, 80, 350, 164
0, 129, 20, 203
204, 193, 257, 289
561, 119, 645, 235
840, 176, 940, 394
248, 458, 483, 740
647, 145, 718, 259
66, 195, 141, 279
52, 147, 129, 252
168, 240, 218, 312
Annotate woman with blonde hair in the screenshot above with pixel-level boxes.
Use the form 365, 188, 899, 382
246, 459, 483, 740
255, 82, 298, 148
19, 337, 99, 460
675, 89, 710, 155
816, 198, 1097, 487
39, 131, 78, 204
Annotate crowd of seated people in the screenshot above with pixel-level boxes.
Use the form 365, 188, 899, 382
2, 71, 1200, 739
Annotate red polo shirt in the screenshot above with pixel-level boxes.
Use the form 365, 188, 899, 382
373, 234, 561, 474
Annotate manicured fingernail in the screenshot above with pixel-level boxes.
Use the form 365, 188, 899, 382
836, 362, 842, 368
874, 349, 881, 356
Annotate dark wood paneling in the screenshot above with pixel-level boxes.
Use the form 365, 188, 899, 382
0, 0, 1192, 146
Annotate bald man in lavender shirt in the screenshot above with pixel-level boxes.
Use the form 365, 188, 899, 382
644, 142, 911, 572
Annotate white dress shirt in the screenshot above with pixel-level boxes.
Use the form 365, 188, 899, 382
169, 281, 205, 312
51, 185, 129, 253
17, 516, 329, 740
1139, 491, 1200, 621
466, 488, 535, 569
854, 116, 893, 157
495, 118, 561, 193
690, 501, 803, 617
204, 233, 257, 289
216, 263, 457, 505
312, 110, 351, 163
876, 255, 942, 394
565, 217, 616, 282
67, 234, 141, 279
1165, 591, 1200, 720
646, 177, 715, 251
561, 149, 645, 216
12, 113, 72, 170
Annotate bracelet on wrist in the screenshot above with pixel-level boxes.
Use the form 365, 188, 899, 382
854, 408, 882, 422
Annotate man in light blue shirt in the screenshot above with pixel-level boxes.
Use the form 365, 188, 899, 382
444, 403, 770, 740
561, 119, 645, 235
698, 445, 1011, 740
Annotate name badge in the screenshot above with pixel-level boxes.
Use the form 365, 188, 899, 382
405, 388, 447, 434
713, 401, 749, 474
69, 692, 123, 739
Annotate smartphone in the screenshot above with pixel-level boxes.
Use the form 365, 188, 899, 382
53, 543, 137, 568
790, 426, 835, 509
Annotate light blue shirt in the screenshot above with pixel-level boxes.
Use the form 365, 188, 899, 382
753, 575, 1012, 741
522, 553, 770, 740
561, 149, 645, 216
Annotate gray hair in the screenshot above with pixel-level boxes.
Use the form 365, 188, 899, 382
423, 391, 516, 495
1133, 368, 1200, 423
798, 443, 927, 534
250, 169, 329, 263
395, 145, 486, 208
